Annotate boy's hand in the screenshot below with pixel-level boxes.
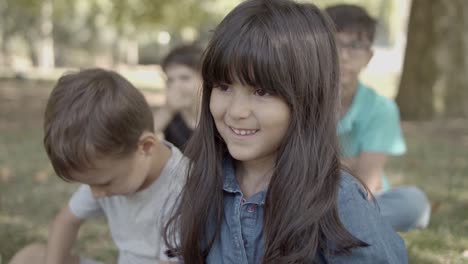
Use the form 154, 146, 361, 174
342, 152, 387, 195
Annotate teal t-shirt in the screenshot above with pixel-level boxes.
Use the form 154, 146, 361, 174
338, 83, 406, 191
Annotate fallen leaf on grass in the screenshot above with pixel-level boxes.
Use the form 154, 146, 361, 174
34, 169, 50, 183
431, 201, 441, 214
0, 166, 12, 182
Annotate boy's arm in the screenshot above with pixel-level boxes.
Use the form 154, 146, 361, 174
45, 204, 84, 264
354, 152, 388, 194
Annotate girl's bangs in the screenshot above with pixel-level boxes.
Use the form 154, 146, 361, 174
202, 22, 285, 96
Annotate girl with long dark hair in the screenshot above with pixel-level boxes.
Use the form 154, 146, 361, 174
164, 0, 407, 263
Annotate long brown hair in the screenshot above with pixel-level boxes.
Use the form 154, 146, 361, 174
165, 0, 367, 262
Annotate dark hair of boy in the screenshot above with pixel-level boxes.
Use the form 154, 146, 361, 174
161, 45, 203, 72
43, 68, 154, 181
325, 4, 377, 42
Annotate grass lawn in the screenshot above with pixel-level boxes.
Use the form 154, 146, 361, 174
0, 78, 467, 263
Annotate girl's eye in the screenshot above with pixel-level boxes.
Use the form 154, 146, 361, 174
215, 84, 230, 91
180, 75, 191, 81
254, 88, 270, 96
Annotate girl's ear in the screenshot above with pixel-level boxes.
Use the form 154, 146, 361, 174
138, 131, 157, 156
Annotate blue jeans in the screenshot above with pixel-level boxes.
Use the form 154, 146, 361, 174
376, 186, 431, 232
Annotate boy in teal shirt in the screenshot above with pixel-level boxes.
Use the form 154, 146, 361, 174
338, 82, 406, 191
325, 4, 430, 232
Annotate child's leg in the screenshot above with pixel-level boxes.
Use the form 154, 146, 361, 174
375, 186, 431, 232
8, 243, 80, 264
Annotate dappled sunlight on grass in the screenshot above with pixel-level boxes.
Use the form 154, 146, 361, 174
387, 119, 468, 263
403, 228, 468, 263
0, 214, 35, 228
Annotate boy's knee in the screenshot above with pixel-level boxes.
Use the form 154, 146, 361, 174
398, 186, 431, 229
401, 186, 430, 210
8, 243, 46, 264
408, 186, 431, 228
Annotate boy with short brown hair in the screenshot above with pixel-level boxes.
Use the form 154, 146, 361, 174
10, 68, 185, 264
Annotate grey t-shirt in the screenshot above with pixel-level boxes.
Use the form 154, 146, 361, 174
69, 142, 187, 264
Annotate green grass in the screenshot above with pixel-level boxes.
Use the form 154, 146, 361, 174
390, 121, 468, 264
0, 79, 116, 263
1, 79, 467, 263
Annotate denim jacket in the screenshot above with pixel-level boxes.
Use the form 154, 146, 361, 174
204, 158, 407, 264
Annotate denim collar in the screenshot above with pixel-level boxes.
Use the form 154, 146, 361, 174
222, 157, 267, 205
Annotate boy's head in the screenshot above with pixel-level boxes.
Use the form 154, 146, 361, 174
325, 4, 375, 94
44, 68, 158, 197
162, 45, 203, 110
162, 45, 202, 73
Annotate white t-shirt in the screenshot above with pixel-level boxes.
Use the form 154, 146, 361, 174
69, 142, 187, 264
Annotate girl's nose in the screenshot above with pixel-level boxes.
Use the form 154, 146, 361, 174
227, 91, 251, 119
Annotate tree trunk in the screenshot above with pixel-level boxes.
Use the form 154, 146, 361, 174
396, 0, 468, 119
443, 1, 468, 117
396, 0, 437, 120
126, 35, 139, 66
0, 0, 8, 68
37, 0, 54, 71
113, 26, 139, 66
113, 34, 126, 66
0, 31, 6, 69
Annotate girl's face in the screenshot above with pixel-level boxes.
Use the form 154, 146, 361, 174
210, 83, 290, 163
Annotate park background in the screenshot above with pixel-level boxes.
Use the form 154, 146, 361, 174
0, 0, 467, 263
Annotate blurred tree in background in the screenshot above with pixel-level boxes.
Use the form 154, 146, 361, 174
0, 0, 396, 70
0, 0, 242, 69
0, 0, 54, 69
1, 0, 465, 120
396, 0, 468, 119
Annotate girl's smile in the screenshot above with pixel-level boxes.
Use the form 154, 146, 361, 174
229, 126, 259, 137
